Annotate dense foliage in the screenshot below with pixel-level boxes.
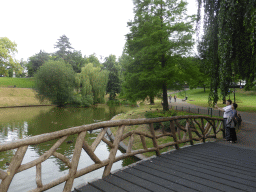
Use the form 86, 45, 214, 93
123, 0, 196, 110
103, 55, 121, 100
0, 37, 23, 77
197, 0, 256, 105
75, 63, 109, 106
27, 50, 50, 77
34, 60, 76, 106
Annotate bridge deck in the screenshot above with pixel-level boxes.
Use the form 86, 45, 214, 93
74, 142, 256, 192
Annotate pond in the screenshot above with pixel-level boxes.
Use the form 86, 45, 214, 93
0, 105, 138, 191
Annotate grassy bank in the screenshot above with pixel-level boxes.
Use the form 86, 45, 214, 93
0, 88, 51, 107
176, 88, 256, 112
0, 77, 35, 88
111, 99, 223, 157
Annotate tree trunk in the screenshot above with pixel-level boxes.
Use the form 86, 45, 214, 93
204, 85, 205, 92
162, 82, 169, 111
149, 95, 154, 105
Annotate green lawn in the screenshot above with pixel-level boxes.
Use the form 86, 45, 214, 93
176, 88, 256, 112
0, 77, 35, 88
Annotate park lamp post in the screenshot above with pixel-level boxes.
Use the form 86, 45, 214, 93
232, 72, 236, 103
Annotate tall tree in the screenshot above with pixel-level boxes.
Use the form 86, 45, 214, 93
27, 50, 50, 77
103, 55, 121, 100
67, 50, 86, 73
54, 35, 73, 60
125, 0, 195, 110
197, 0, 256, 105
0, 37, 21, 76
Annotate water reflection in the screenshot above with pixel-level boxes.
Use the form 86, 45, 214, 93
0, 105, 139, 191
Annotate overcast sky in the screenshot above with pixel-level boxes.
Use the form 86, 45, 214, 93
1, 0, 198, 62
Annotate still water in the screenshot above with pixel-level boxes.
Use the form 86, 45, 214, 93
0, 105, 137, 191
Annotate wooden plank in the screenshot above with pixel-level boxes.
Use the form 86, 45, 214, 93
89, 179, 126, 192
123, 166, 198, 192
74, 184, 102, 192
158, 154, 256, 185
134, 164, 218, 192
149, 157, 255, 191
103, 174, 150, 192
114, 168, 175, 192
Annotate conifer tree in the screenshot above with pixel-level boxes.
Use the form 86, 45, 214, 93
124, 0, 195, 110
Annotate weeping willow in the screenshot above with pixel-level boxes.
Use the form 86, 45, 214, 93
197, 0, 256, 105
76, 63, 109, 106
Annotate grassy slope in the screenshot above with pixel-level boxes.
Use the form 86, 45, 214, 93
0, 77, 51, 107
0, 88, 51, 107
176, 88, 256, 112
0, 77, 35, 88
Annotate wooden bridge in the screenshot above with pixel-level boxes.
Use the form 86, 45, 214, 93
1, 115, 254, 192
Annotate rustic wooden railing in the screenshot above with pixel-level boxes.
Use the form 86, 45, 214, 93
0, 115, 223, 192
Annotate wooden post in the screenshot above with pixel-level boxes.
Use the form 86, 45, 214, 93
0, 145, 28, 192
170, 121, 179, 150
36, 163, 43, 188
140, 135, 148, 150
201, 118, 205, 143
63, 131, 87, 192
127, 134, 134, 154
102, 125, 125, 178
149, 123, 160, 156
186, 119, 194, 146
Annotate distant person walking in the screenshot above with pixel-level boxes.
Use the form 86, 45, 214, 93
174, 95, 177, 102
169, 95, 172, 103
215, 100, 233, 141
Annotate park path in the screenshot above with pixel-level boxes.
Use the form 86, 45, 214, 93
168, 94, 256, 151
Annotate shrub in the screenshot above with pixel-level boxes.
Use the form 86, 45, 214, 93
34, 60, 76, 106
145, 110, 178, 131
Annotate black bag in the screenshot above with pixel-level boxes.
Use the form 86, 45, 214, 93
233, 113, 242, 129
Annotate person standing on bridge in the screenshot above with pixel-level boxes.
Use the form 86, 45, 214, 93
227, 103, 238, 143
215, 100, 233, 141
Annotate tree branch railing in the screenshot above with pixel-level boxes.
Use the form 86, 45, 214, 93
0, 115, 224, 192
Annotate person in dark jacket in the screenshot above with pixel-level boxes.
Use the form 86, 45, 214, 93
227, 103, 238, 143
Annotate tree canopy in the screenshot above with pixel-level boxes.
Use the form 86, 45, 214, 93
123, 0, 196, 110
0, 37, 22, 76
103, 55, 121, 100
27, 50, 50, 77
34, 60, 76, 106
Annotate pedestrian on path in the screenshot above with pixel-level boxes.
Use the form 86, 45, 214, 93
174, 95, 177, 102
215, 100, 233, 141
169, 95, 172, 103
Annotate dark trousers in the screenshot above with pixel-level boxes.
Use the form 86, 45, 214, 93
223, 118, 230, 140
230, 128, 237, 142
